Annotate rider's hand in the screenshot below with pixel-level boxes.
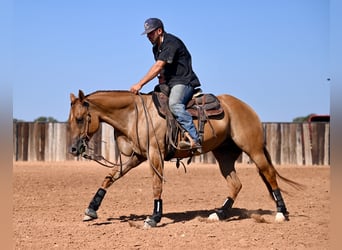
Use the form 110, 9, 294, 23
130, 83, 142, 94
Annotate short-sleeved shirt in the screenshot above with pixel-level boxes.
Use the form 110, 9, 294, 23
152, 32, 201, 88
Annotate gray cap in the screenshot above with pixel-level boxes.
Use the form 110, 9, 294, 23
141, 18, 163, 35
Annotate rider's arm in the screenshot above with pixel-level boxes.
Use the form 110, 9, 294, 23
130, 60, 166, 94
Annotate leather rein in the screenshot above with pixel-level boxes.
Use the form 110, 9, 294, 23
78, 101, 133, 173
78, 94, 165, 182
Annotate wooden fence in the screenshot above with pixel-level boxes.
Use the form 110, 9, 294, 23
13, 122, 330, 165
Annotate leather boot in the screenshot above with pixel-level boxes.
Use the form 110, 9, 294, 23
179, 132, 201, 150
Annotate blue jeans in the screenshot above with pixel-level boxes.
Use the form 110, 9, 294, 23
168, 84, 199, 142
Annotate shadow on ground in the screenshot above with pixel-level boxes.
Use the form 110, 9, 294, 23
89, 207, 274, 227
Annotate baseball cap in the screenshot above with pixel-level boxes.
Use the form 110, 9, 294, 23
141, 18, 163, 35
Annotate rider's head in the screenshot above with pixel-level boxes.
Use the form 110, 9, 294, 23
141, 18, 164, 35
142, 18, 164, 46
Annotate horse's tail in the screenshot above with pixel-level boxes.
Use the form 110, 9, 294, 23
260, 146, 305, 196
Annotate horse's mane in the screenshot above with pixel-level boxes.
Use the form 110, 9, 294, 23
85, 90, 151, 98
85, 90, 129, 98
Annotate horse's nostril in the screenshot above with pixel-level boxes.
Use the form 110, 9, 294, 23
70, 146, 78, 155
70, 139, 87, 156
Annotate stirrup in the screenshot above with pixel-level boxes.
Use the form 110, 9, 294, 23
179, 132, 202, 150
179, 140, 192, 149
178, 140, 202, 151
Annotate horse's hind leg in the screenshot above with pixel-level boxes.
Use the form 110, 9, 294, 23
249, 146, 288, 222
209, 140, 242, 220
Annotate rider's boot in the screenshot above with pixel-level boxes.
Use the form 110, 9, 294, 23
179, 132, 201, 150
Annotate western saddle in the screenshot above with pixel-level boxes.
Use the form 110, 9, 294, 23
152, 86, 224, 160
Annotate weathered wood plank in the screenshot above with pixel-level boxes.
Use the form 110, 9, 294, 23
101, 123, 118, 162
281, 123, 302, 165
310, 123, 328, 165
295, 124, 304, 165
264, 123, 281, 165
324, 123, 330, 165
302, 123, 312, 165
15, 123, 29, 161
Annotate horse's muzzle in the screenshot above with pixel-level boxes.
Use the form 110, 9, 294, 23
70, 138, 88, 156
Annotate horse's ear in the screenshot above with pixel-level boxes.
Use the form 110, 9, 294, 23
70, 93, 76, 103
78, 90, 85, 101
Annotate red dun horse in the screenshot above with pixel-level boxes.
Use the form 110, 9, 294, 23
68, 89, 301, 228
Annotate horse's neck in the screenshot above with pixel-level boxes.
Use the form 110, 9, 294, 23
88, 92, 151, 132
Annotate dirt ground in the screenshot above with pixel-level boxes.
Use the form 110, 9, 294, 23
13, 161, 330, 249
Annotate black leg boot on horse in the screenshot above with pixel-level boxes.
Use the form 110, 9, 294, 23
144, 199, 163, 228
209, 197, 235, 220
83, 188, 107, 221
272, 188, 289, 221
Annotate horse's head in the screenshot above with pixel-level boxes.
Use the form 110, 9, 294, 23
68, 90, 100, 156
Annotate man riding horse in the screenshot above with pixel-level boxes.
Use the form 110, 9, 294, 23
130, 18, 202, 150
67, 18, 303, 228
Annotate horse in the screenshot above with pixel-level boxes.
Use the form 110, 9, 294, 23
68, 89, 301, 228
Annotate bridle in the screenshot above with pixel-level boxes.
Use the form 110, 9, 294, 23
70, 100, 91, 157
71, 99, 135, 171
70, 94, 165, 182
72, 93, 165, 181
79, 112, 91, 146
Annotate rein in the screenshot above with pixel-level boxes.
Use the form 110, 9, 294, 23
77, 93, 165, 182
136, 93, 165, 182
82, 144, 135, 169
79, 100, 135, 171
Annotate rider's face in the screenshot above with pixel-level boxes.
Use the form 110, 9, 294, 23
147, 28, 162, 45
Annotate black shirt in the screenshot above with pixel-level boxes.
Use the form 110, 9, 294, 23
152, 32, 201, 88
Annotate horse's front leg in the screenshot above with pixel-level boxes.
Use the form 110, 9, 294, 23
83, 154, 145, 221
143, 160, 164, 228
208, 170, 242, 221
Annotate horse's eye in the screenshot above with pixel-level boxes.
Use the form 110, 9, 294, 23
76, 117, 84, 124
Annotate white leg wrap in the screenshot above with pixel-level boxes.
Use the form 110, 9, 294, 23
275, 212, 286, 222
208, 212, 220, 221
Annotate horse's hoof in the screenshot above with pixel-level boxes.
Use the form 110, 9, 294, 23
143, 217, 157, 228
83, 208, 97, 221
275, 212, 286, 222
208, 212, 220, 221
83, 215, 95, 221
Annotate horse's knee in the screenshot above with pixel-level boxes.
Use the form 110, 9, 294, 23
152, 182, 163, 199
151, 163, 164, 199
101, 172, 118, 188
